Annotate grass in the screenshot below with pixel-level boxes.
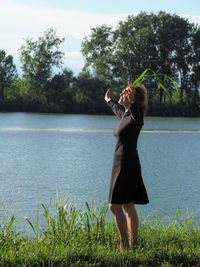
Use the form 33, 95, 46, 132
1, 196, 200, 266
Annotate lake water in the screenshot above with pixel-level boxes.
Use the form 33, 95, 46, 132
0, 112, 200, 228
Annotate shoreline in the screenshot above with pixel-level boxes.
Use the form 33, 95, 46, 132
0, 101, 200, 117
1, 200, 200, 266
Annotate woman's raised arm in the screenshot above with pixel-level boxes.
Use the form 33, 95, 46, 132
105, 88, 124, 119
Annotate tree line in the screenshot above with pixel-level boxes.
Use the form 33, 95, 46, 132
0, 12, 200, 116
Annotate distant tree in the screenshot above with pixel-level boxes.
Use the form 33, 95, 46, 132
0, 50, 17, 101
190, 27, 200, 110
5, 78, 27, 101
20, 28, 65, 104
82, 12, 199, 107
47, 68, 75, 108
82, 25, 114, 83
72, 72, 107, 113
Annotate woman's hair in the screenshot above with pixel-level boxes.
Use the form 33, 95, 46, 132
134, 84, 148, 116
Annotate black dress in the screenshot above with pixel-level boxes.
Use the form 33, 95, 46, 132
107, 99, 149, 205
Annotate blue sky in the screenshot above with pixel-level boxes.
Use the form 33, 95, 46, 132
11, 0, 200, 15
1, 0, 200, 75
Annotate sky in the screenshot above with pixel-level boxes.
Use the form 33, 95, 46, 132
1, 0, 200, 75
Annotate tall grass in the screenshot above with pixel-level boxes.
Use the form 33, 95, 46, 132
0, 197, 200, 266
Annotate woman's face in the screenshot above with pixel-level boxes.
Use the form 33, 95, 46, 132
118, 89, 130, 106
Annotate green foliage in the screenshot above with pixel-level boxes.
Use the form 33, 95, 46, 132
82, 25, 114, 82
1, 13, 200, 116
20, 28, 65, 104
71, 72, 107, 114
0, 50, 17, 101
131, 68, 179, 100
82, 11, 200, 108
46, 68, 75, 110
1, 199, 200, 266
5, 78, 27, 101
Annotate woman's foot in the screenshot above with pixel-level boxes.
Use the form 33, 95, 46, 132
118, 241, 129, 250
129, 242, 138, 249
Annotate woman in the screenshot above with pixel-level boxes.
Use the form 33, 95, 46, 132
104, 83, 149, 248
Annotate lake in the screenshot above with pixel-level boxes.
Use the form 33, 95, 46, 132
0, 112, 200, 227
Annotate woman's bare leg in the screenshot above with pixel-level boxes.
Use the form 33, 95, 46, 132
123, 201, 138, 246
109, 203, 129, 247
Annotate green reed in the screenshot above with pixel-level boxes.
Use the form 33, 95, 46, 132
131, 68, 179, 98
0, 197, 200, 266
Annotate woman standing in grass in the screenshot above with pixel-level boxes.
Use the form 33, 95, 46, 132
104, 83, 149, 248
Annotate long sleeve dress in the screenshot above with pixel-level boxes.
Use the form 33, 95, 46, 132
107, 99, 149, 204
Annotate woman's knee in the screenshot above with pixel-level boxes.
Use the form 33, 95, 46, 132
109, 203, 122, 214
123, 201, 134, 214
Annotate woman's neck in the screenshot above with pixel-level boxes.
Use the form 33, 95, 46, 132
123, 103, 130, 112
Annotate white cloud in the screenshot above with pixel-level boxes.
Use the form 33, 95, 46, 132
64, 51, 82, 58
0, 0, 132, 73
0, 0, 200, 74
64, 51, 85, 74
0, 0, 131, 57
63, 58, 85, 75
180, 14, 200, 25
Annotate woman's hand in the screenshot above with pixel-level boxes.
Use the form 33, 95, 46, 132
125, 83, 135, 104
104, 88, 111, 102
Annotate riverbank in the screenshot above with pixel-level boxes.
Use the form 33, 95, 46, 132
1, 199, 200, 266
0, 101, 200, 117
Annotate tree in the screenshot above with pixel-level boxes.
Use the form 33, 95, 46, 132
72, 72, 107, 113
20, 28, 65, 104
47, 68, 75, 108
81, 12, 199, 107
0, 50, 17, 101
190, 27, 200, 111
5, 78, 26, 101
82, 25, 115, 84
